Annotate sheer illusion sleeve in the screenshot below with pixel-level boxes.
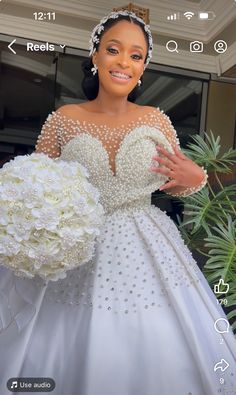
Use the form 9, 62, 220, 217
34, 112, 61, 158
157, 109, 208, 197
156, 109, 181, 148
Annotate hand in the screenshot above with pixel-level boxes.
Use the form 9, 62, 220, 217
149, 144, 205, 191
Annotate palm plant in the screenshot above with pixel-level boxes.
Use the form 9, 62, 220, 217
159, 131, 236, 335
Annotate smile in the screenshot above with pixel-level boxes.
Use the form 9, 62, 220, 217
109, 71, 132, 81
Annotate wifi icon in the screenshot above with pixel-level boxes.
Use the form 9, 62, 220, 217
184, 11, 195, 20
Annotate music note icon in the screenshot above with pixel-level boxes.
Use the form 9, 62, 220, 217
10, 380, 18, 389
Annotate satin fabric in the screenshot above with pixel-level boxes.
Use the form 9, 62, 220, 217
0, 206, 236, 395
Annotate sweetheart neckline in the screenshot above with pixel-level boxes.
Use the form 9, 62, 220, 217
61, 127, 142, 178
60, 125, 173, 178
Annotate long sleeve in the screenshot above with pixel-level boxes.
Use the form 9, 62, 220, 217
34, 113, 61, 158
158, 110, 208, 197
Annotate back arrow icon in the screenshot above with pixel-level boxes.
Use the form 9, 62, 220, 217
8, 39, 16, 54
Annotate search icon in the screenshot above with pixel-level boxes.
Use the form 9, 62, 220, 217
166, 40, 179, 53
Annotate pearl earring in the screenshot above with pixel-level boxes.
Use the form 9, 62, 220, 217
137, 79, 142, 86
91, 64, 98, 75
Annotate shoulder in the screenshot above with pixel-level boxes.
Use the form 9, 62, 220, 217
56, 103, 83, 116
145, 105, 172, 123
48, 104, 88, 124
137, 105, 164, 116
138, 105, 170, 122
140, 105, 156, 112
133, 104, 155, 113
139, 106, 176, 134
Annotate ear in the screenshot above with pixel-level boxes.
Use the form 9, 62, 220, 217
92, 51, 97, 66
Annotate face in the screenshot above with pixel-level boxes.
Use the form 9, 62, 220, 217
92, 20, 148, 98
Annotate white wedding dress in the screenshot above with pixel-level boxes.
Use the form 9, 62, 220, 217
0, 107, 236, 395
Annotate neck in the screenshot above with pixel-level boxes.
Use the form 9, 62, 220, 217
92, 90, 132, 116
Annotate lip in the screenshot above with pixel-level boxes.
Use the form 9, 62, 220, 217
110, 70, 132, 78
109, 71, 132, 83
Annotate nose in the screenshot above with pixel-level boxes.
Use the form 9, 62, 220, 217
117, 53, 130, 68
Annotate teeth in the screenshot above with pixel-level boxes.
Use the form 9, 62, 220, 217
111, 72, 130, 79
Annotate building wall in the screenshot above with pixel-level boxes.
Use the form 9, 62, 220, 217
206, 81, 236, 154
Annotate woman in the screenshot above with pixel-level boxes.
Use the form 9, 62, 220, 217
0, 10, 235, 395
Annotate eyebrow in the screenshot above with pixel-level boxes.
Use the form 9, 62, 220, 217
106, 39, 144, 51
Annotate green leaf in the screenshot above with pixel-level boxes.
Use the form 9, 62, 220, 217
182, 130, 236, 173
157, 131, 236, 330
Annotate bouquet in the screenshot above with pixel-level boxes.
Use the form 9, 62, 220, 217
0, 153, 104, 281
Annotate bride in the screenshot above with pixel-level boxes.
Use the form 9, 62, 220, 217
0, 7, 235, 395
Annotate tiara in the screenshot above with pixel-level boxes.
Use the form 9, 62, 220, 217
88, 10, 153, 69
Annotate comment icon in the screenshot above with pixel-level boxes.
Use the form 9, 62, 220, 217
214, 318, 230, 334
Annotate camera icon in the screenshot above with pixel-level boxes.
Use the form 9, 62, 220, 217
190, 41, 203, 52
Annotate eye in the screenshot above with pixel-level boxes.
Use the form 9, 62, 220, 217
106, 47, 118, 54
132, 54, 143, 60
106, 47, 143, 60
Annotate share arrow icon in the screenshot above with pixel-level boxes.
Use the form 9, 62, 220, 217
214, 359, 229, 372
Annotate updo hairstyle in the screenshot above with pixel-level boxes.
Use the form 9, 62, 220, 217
81, 14, 149, 102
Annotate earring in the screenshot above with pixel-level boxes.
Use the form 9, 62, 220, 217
91, 64, 98, 75
137, 79, 142, 86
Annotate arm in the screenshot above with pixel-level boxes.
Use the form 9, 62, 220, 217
35, 112, 61, 158
162, 160, 208, 197
151, 111, 208, 197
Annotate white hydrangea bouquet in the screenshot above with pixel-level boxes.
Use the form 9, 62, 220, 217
0, 153, 105, 282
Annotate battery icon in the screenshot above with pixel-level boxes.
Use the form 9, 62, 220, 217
198, 11, 215, 20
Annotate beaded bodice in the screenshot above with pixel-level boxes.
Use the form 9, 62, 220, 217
35, 107, 180, 215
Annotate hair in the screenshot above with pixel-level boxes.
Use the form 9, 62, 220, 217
81, 14, 149, 102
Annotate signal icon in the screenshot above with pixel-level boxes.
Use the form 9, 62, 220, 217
184, 11, 195, 20
167, 13, 179, 21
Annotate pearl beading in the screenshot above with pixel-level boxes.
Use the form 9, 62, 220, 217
33, 109, 208, 312
24, 110, 236, 393
35, 107, 207, 201
35, 108, 179, 166
26, 205, 203, 313
165, 167, 208, 197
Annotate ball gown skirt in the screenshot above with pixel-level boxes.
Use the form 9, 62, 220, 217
0, 205, 236, 395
